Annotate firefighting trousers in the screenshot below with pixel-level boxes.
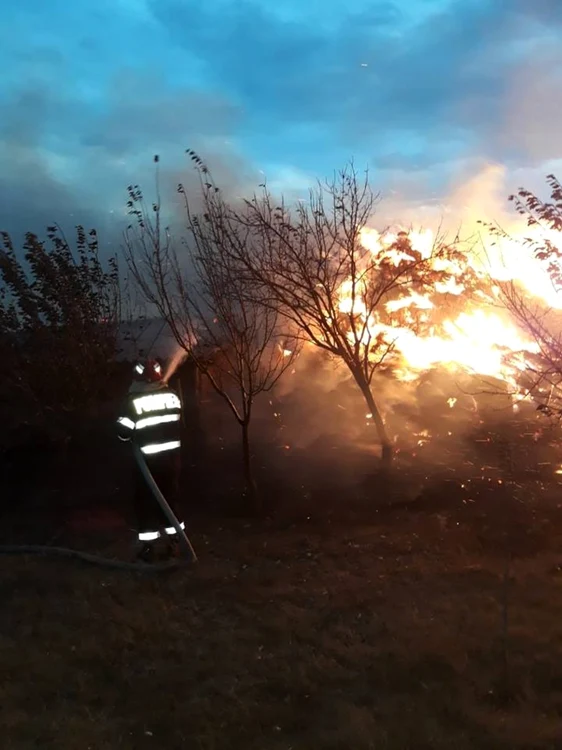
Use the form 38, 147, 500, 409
133, 451, 183, 541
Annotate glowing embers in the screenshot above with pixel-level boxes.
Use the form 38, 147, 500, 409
140, 440, 181, 455
133, 392, 181, 415
135, 414, 180, 430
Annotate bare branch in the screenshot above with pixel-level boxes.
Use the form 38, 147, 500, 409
198, 161, 488, 467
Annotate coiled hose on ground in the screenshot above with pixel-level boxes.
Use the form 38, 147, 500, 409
0, 444, 198, 572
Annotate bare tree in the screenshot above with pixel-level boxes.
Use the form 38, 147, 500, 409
483, 175, 562, 416
185, 157, 486, 468
123, 156, 299, 512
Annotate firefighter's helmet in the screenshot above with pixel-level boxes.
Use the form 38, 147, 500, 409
133, 358, 163, 383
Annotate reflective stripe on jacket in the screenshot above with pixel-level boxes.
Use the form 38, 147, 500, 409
117, 385, 182, 455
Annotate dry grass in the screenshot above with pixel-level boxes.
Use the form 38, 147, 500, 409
3, 485, 562, 750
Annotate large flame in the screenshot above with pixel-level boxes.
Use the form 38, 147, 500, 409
480, 228, 562, 309
335, 224, 562, 396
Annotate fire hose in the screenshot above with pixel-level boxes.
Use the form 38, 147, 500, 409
132, 443, 198, 563
0, 445, 198, 572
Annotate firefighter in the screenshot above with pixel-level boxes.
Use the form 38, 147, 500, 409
117, 358, 185, 562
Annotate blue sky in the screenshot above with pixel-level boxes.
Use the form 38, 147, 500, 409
1, 0, 562, 248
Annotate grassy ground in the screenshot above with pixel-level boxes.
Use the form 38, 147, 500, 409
3, 470, 562, 750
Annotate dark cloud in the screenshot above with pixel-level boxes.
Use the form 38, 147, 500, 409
149, 0, 562, 165
1, 0, 562, 256
85, 70, 242, 155
0, 70, 248, 251
0, 0, 253, 250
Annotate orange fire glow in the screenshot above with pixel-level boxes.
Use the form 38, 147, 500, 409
335, 224, 562, 398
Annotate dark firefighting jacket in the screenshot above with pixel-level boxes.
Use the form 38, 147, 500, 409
117, 382, 182, 457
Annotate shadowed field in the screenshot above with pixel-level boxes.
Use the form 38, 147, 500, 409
3, 473, 562, 749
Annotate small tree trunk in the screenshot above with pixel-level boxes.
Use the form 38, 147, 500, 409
180, 360, 207, 461
241, 419, 260, 514
354, 375, 393, 468
177, 360, 207, 501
